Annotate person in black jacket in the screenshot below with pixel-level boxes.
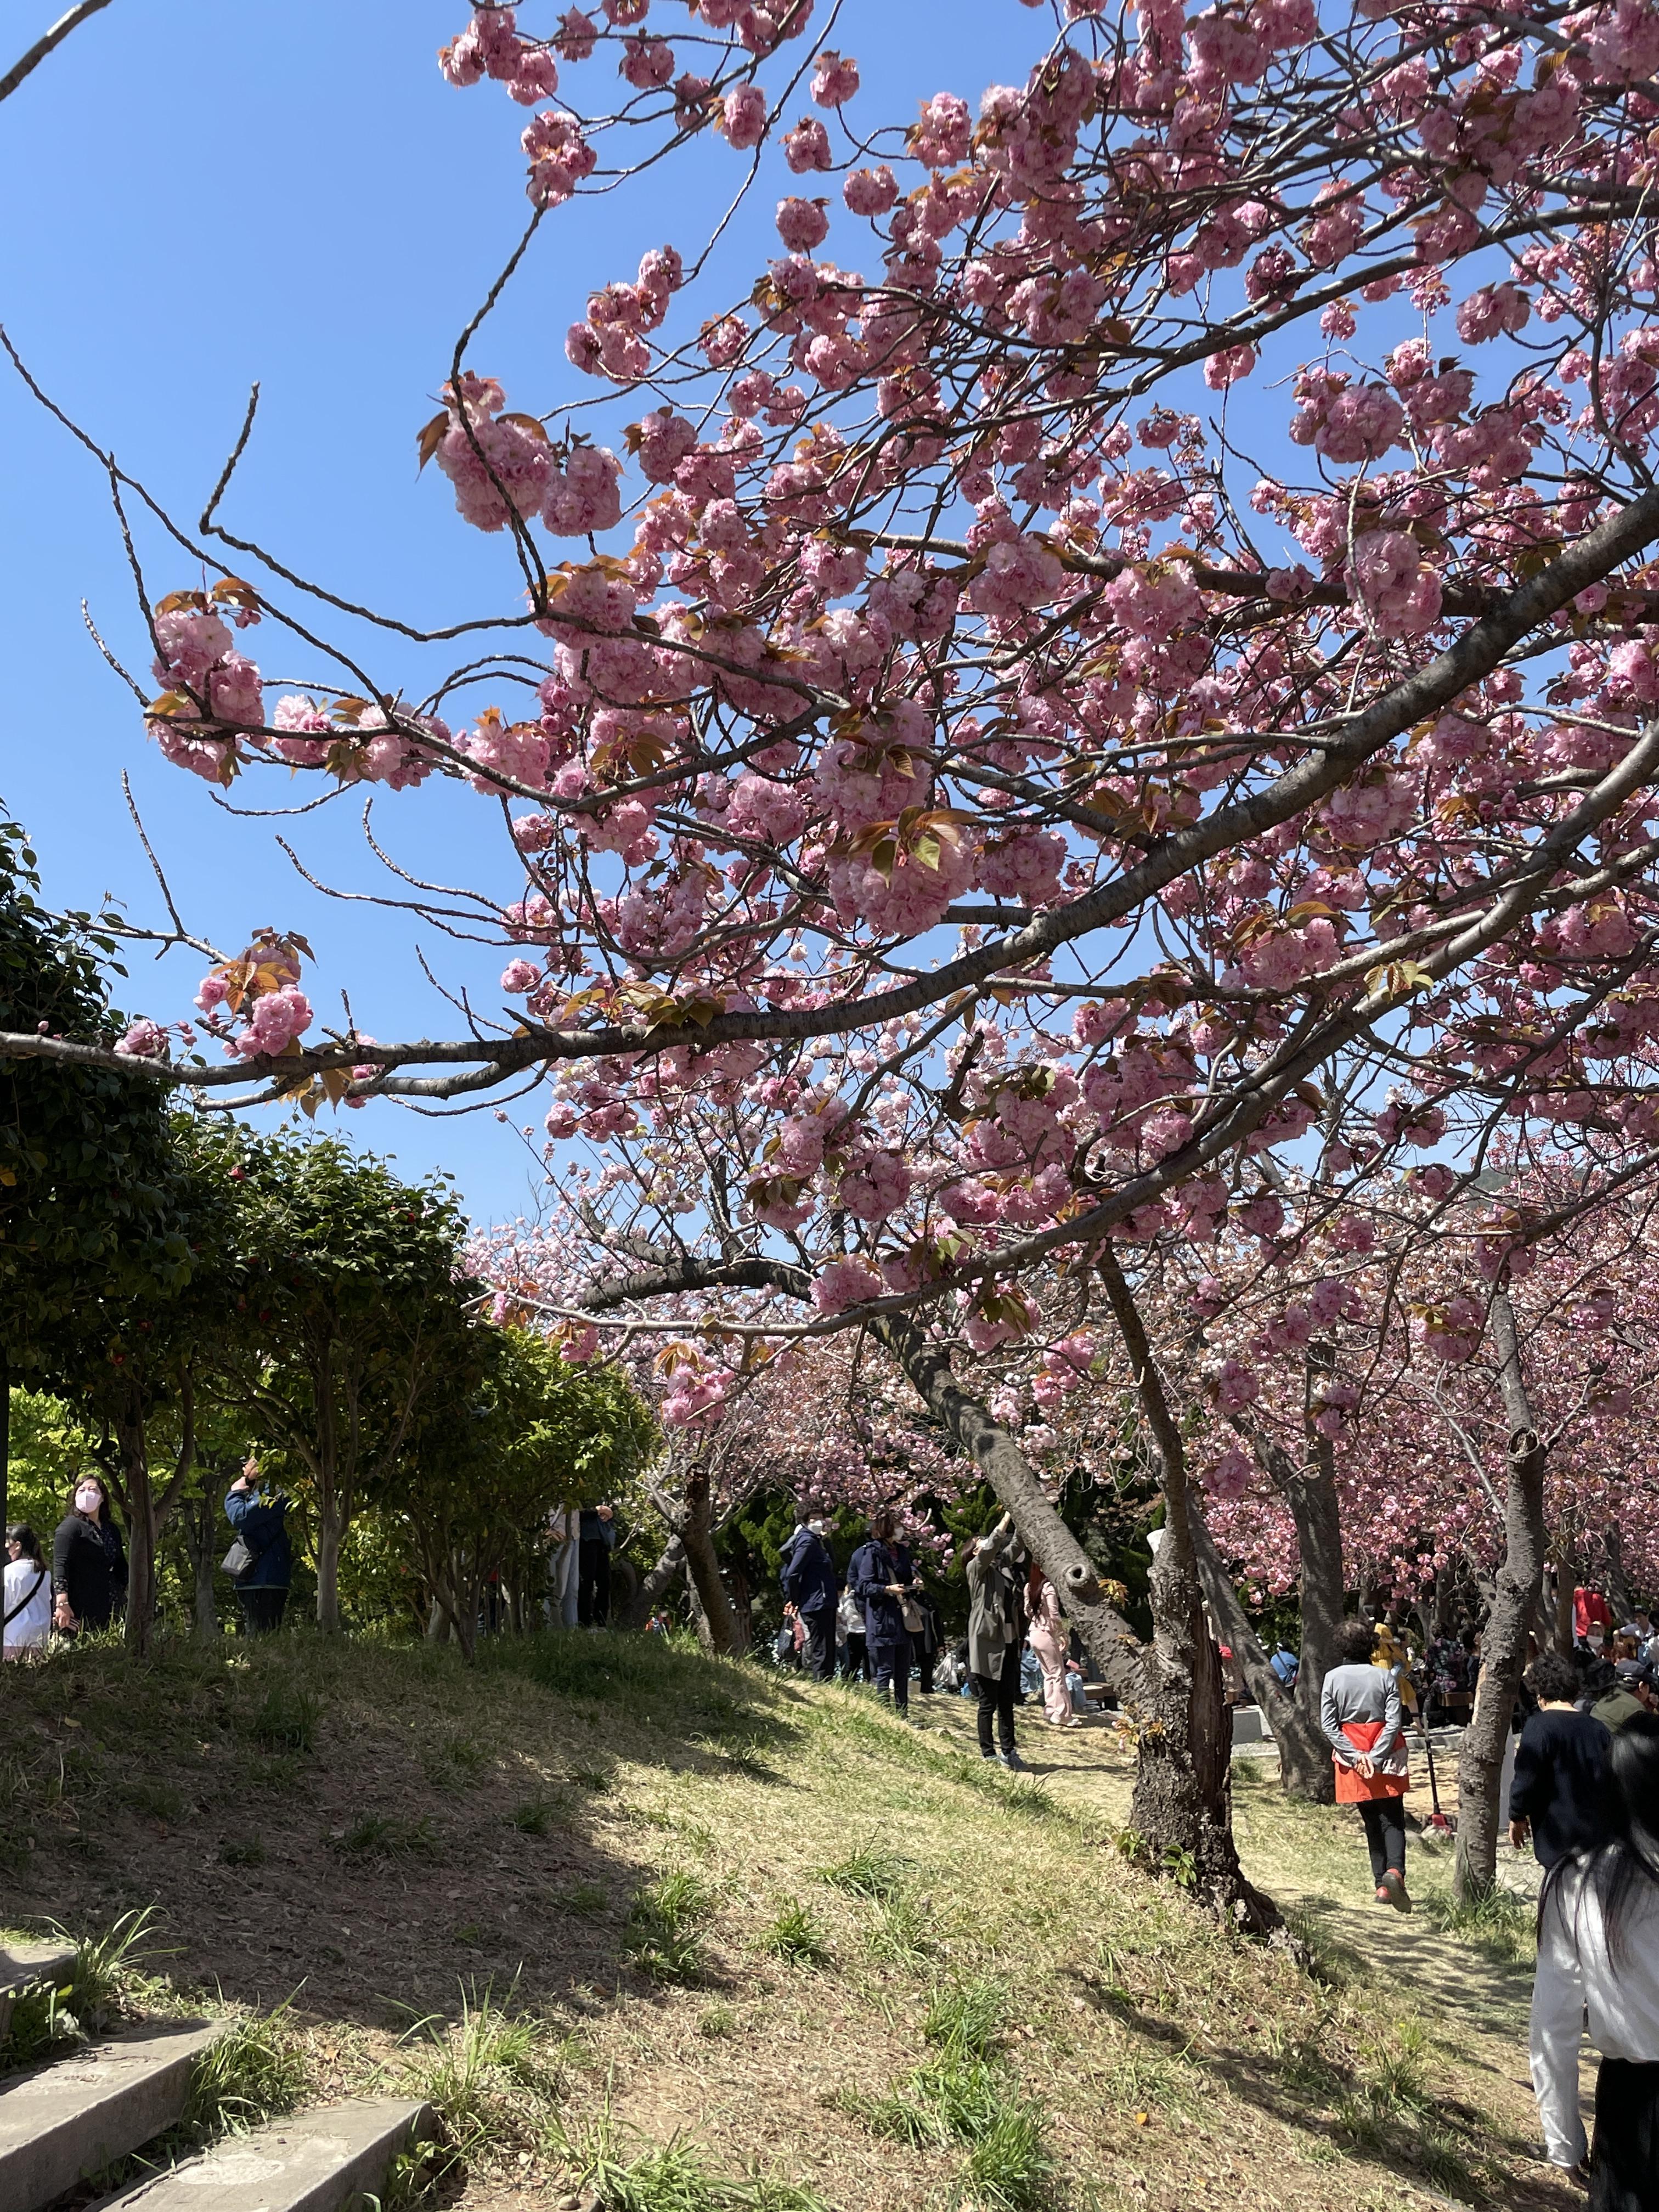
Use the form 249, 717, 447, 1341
52, 1473, 127, 1637
224, 1459, 293, 1634
848, 1510, 919, 1717
1509, 1650, 1613, 1868
578, 1503, 617, 1627
780, 1515, 839, 1681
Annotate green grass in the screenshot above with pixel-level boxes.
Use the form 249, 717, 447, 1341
507, 1794, 565, 1835
335, 1812, 438, 1860
1422, 1881, 1536, 1965
812, 1842, 910, 1900
759, 1900, 831, 1968
849, 1968, 1052, 2210
548, 2108, 832, 2212
624, 1871, 712, 1984
179, 2005, 309, 2140
246, 1681, 320, 1753
398, 1983, 558, 2172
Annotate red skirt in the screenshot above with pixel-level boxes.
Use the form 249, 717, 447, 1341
1334, 1717, 1410, 1803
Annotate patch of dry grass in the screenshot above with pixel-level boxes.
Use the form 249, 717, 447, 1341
0, 1634, 1579, 2212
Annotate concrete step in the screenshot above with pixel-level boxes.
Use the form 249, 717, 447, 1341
0, 2018, 221, 2212
92, 2096, 435, 2212
0, 1940, 77, 2044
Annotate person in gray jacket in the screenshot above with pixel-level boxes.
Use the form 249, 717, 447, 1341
966, 1513, 1028, 1770
1321, 1616, 1413, 1910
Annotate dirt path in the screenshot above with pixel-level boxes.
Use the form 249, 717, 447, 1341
919, 1694, 1585, 2208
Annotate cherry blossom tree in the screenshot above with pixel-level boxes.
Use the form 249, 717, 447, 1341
16, 0, 1659, 1905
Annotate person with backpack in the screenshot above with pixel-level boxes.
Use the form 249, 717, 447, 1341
224, 1458, 292, 1633
1531, 1711, 1659, 2202
780, 1513, 839, 1681
4, 1524, 52, 1657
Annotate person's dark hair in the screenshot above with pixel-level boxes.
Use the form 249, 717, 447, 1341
1546, 1712, 1659, 1964
1582, 1656, 1618, 1699
69, 1472, 106, 1509
867, 1509, 894, 1541
1527, 1651, 1582, 1704
1335, 1618, 1375, 1666
5, 1523, 41, 1562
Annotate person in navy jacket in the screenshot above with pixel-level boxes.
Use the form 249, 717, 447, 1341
780, 1515, 839, 1681
848, 1510, 919, 1717
224, 1458, 292, 1634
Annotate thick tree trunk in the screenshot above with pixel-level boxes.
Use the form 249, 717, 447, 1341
1098, 1250, 1281, 1933
618, 1534, 687, 1631
1188, 1497, 1332, 1801
427, 1598, 452, 1643
680, 1470, 740, 1655
1454, 1285, 1548, 1902
0, 1345, 8, 1541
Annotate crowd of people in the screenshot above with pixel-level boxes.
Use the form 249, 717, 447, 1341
773, 1505, 1098, 1768
4, 1459, 292, 1656
1314, 1594, 1659, 2207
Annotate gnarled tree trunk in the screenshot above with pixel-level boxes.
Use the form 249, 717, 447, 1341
1454, 1284, 1547, 1901
1099, 1249, 1280, 1933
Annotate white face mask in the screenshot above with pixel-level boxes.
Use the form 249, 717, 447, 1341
75, 1486, 103, 1514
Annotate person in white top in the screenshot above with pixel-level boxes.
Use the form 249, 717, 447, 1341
4, 1523, 53, 1657
1531, 1709, 1659, 2205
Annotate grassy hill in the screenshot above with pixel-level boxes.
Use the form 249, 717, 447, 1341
0, 1633, 1572, 2211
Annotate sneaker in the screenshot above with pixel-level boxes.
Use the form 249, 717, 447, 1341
1374, 1884, 1392, 1906
981, 1747, 997, 1761
1379, 1868, 1413, 1913
997, 1750, 1028, 1772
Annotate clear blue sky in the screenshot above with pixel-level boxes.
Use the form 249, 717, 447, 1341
0, 0, 1032, 1229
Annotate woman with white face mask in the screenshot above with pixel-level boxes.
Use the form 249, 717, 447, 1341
52, 1475, 127, 1638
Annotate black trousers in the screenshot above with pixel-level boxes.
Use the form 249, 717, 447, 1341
578, 1540, 611, 1627
238, 1585, 288, 1635
974, 1644, 1020, 1756
1592, 2057, 1659, 2212
842, 1631, 869, 1681
802, 1605, 837, 1681
871, 1632, 910, 1711
1357, 1796, 1407, 1882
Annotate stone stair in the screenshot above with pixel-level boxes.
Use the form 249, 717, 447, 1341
0, 1940, 77, 2045
0, 1961, 432, 2212
92, 2094, 435, 2211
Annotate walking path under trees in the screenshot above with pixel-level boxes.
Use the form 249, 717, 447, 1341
2, 0, 1658, 2199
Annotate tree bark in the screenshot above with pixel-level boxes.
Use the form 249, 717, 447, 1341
315, 1505, 343, 1637
116, 1406, 157, 1659
680, 1468, 740, 1655
1187, 1495, 1331, 1800
178, 1480, 220, 1642
868, 1310, 1152, 1705
1, 1345, 9, 1541
1098, 1249, 1281, 1933
617, 1534, 686, 1631
1454, 1284, 1548, 1901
